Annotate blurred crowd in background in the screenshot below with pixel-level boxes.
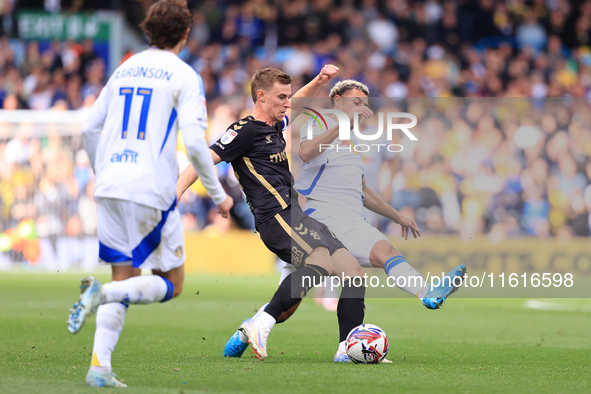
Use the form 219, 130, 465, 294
1, 0, 591, 107
2, 0, 591, 264
333, 98, 591, 242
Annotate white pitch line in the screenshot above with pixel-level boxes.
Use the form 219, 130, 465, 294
524, 300, 591, 312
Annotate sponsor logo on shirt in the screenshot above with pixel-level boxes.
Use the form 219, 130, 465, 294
111, 150, 139, 163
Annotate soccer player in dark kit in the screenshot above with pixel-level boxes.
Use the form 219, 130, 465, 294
177, 65, 368, 361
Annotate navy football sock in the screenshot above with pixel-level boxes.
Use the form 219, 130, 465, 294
337, 279, 366, 342
265, 264, 329, 321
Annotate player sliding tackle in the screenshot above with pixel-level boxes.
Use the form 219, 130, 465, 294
66, 0, 233, 387
177, 65, 369, 361
223, 79, 467, 362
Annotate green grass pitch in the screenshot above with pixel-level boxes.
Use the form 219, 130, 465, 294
1, 272, 590, 393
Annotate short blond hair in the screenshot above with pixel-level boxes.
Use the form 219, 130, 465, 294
329, 80, 370, 105
250, 68, 292, 103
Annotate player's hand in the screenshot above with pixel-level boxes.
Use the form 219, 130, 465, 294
397, 215, 420, 240
347, 106, 373, 123
216, 195, 234, 218
317, 64, 339, 84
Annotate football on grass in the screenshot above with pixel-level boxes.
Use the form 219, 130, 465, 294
345, 324, 389, 364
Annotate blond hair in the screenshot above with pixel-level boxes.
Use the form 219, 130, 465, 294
329, 80, 370, 105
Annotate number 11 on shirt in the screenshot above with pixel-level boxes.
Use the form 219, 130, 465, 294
119, 87, 153, 140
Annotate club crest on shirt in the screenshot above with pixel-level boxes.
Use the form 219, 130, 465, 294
221, 129, 238, 145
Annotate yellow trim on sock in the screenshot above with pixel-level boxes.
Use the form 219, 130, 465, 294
91, 352, 101, 367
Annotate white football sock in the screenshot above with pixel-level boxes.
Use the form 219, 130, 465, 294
253, 303, 269, 320
239, 303, 269, 342
338, 340, 346, 353
90, 303, 127, 374
101, 275, 172, 305
258, 311, 276, 331
385, 260, 428, 300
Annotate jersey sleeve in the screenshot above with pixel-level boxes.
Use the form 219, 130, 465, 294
299, 117, 324, 145
82, 82, 110, 132
210, 123, 255, 163
82, 83, 111, 171
177, 71, 208, 130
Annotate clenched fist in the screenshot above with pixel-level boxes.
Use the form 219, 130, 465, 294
318, 64, 340, 84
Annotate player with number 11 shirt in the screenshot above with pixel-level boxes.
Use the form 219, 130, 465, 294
67, 0, 233, 388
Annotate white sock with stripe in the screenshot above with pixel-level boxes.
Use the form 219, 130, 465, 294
90, 303, 127, 374
101, 275, 173, 304
384, 256, 428, 300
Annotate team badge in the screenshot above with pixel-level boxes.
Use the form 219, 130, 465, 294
266, 135, 272, 143
221, 129, 238, 145
309, 230, 321, 240
174, 246, 183, 258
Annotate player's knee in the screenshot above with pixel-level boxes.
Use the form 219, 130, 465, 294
111, 265, 141, 281
346, 265, 366, 279
331, 248, 365, 278
171, 281, 183, 298
371, 241, 400, 268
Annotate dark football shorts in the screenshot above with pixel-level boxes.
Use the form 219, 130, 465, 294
256, 204, 346, 269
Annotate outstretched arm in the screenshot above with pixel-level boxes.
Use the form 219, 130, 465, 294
178, 71, 233, 217
292, 64, 340, 99
287, 64, 340, 121
298, 122, 340, 162
362, 178, 420, 240
298, 104, 372, 162
176, 149, 232, 216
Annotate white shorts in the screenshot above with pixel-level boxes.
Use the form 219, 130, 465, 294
97, 198, 185, 272
279, 200, 390, 283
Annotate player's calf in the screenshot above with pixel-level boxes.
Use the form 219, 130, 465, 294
100, 275, 175, 304
90, 303, 127, 375
277, 301, 301, 323
68, 274, 177, 334
243, 264, 330, 360
153, 265, 184, 298
370, 242, 433, 301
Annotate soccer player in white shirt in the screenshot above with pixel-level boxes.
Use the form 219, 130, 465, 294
66, 0, 233, 387
293, 80, 467, 360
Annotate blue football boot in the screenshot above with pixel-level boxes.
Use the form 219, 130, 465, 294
422, 265, 467, 310
223, 319, 251, 357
